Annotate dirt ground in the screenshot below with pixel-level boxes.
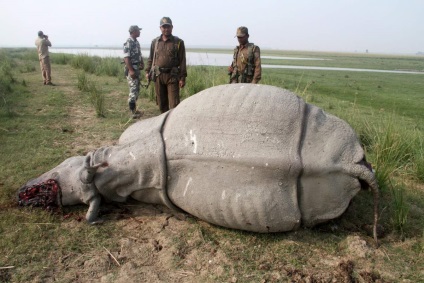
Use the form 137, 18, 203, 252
26, 202, 387, 283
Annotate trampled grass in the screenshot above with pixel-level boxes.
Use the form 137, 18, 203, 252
0, 48, 423, 282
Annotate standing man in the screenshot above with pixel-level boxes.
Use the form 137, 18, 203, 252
35, 31, 53, 85
145, 17, 187, 113
228, 26, 261, 84
124, 25, 144, 119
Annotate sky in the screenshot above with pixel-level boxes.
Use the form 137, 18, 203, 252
0, 0, 423, 54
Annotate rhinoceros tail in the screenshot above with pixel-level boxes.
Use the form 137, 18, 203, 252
345, 162, 379, 247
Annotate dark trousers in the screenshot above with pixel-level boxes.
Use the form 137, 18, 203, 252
154, 73, 180, 113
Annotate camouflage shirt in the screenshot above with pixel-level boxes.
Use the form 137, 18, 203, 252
123, 37, 142, 66
231, 42, 261, 83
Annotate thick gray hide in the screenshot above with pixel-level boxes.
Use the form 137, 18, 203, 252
120, 84, 369, 233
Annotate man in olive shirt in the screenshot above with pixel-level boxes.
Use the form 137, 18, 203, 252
35, 31, 53, 85
145, 17, 187, 113
228, 26, 261, 84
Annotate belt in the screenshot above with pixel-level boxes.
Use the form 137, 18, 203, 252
159, 67, 172, 73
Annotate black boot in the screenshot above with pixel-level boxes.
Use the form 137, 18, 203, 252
129, 101, 142, 119
129, 102, 136, 113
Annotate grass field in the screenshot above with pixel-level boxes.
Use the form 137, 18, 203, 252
0, 48, 423, 282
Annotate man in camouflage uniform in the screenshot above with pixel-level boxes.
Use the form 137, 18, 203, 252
145, 17, 187, 113
228, 26, 262, 84
124, 25, 144, 119
35, 31, 53, 85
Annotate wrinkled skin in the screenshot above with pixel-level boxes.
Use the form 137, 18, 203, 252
19, 84, 379, 245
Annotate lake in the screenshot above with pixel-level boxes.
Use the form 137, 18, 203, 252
49, 48, 424, 75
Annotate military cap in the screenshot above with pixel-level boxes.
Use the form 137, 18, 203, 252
38, 31, 44, 37
160, 17, 172, 26
129, 25, 142, 33
236, 26, 249, 37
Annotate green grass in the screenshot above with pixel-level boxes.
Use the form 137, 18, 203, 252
0, 48, 423, 282
262, 68, 424, 124
188, 47, 424, 71
0, 209, 117, 282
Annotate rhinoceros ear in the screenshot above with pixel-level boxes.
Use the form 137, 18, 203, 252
79, 152, 108, 184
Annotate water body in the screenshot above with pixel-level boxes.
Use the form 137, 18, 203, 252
50, 48, 424, 75
262, 65, 424, 74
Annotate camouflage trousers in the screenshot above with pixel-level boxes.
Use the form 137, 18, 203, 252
127, 68, 140, 104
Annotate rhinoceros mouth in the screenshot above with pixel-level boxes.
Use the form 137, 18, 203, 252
18, 179, 62, 211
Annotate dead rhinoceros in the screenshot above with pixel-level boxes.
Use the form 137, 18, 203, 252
18, 84, 379, 242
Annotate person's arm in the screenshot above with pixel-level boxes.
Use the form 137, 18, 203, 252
124, 57, 136, 78
252, 46, 261, 84
140, 54, 145, 70
123, 40, 136, 79
44, 37, 52, 47
145, 40, 155, 80
178, 40, 187, 88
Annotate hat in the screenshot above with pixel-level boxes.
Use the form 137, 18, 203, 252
236, 26, 248, 37
38, 31, 44, 37
160, 17, 172, 26
129, 25, 142, 33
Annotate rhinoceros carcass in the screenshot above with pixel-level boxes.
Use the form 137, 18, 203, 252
18, 84, 378, 242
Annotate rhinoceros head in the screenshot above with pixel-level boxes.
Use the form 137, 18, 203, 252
18, 154, 106, 223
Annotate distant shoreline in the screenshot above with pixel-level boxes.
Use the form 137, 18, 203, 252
1, 45, 422, 56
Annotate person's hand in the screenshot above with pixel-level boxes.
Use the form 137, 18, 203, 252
129, 69, 136, 79
179, 79, 185, 88
228, 65, 233, 73
145, 73, 149, 80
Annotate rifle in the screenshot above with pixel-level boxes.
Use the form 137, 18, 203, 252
141, 68, 154, 89
144, 39, 159, 88
228, 61, 233, 83
229, 45, 242, 83
228, 64, 239, 83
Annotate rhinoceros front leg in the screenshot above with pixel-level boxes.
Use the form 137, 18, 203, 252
85, 193, 103, 224
79, 152, 107, 224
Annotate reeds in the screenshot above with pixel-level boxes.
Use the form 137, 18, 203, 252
50, 53, 73, 65
181, 65, 227, 99
0, 51, 15, 92
88, 83, 106, 118
358, 117, 416, 190
415, 135, 424, 182
390, 182, 410, 236
77, 71, 105, 117
348, 114, 422, 235
0, 50, 17, 117
70, 53, 122, 77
